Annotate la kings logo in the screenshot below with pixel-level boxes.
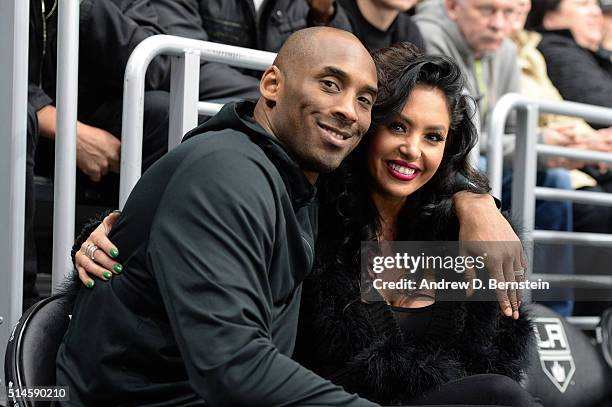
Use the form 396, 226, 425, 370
533, 317, 576, 393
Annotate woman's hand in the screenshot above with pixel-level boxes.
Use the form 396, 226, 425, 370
76, 211, 122, 288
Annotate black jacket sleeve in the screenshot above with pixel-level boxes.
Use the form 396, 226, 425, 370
28, 83, 53, 113
150, 0, 260, 101
540, 34, 612, 112
146, 149, 377, 406
79, 0, 171, 93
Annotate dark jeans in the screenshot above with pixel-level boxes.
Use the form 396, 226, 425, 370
406, 374, 542, 406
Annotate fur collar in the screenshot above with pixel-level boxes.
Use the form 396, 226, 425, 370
294, 266, 534, 405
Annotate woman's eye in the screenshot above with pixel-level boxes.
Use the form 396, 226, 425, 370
389, 122, 406, 133
426, 133, 445, 142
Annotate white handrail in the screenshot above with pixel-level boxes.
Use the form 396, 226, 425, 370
0, 0, 29, 388
52, 0, 80, 291
487, 94, 612, 294
120, 35, 275, 207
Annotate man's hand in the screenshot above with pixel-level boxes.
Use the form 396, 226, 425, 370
306, 0, 335, 23
454, 191, 526, 320
76, 123, 121, 182
76, 211, 121, 287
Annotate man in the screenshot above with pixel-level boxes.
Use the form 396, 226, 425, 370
57, 28, 525, 405
415, 0, 519, 133
25, 0, 172, 308
415, 0, 575, 315
337, 0, 425, 51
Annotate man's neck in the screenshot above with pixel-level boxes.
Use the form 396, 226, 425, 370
303, 171, 318, 185
356, 0, 399, 31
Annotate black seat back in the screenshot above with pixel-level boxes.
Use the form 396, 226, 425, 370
525, 303, 612, 407
4, 295, 71, 407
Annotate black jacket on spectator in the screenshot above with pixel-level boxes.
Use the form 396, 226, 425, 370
152, 0, 352, 52
56, 101, 376, 407
30, 0, 171, 207
338, 0, 425, 51
29, 0, 170, 116
148, 0, 353, 101
538, 29, 612, 128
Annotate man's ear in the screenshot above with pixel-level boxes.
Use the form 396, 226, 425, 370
445, 0, 459, 21
259, 65, 283, 104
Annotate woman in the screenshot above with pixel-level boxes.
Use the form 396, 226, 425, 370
72, 44, 538, 405
527, 0, 612, 114
293, 43, 534, 406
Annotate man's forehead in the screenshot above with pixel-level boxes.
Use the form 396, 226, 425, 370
308, 40, 375, 74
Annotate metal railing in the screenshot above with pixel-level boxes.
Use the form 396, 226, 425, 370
52, 0, 80, 292
120, 35, 275, 207
0, 0, 30, 390
48, 34, 276, 302
487, 93, 612, 294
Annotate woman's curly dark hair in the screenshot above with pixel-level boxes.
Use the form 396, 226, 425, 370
313, 42, 490, 277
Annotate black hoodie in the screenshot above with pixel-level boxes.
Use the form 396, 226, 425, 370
56, 101, 377, 406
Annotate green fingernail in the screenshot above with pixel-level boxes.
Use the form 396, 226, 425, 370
86, 281, 94, 288
113, 263, 123, 274
103, 271, 112, 280
109, 248, 119, 258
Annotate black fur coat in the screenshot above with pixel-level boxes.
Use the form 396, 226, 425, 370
293, 264, 535, 406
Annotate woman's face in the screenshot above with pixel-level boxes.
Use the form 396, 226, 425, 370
367, 85, 450, 204
544, 0, 603, 50
510, 0, 531, 35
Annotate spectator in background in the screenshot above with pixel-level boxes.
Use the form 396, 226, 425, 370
149, 0, 354, 102
601, 0, 612, 51
336, 0, 425, 50
510, 0, 612, 219
510, 1, 612, 316
415, 0, 575, 315
26, 0, 172, 307
32, 0, 176, 200
527, 0, 612, 115
414, 0, 518, 133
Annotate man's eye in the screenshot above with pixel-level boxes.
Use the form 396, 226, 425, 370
321, 80, 340, 91
358, 96, 372, 106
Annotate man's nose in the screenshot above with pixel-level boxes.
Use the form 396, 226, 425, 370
489, 10, 509, 32
332, 93, 358, 124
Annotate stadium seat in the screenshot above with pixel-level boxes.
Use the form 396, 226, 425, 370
525, 303, 612, 407
4, 295, 71, 407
